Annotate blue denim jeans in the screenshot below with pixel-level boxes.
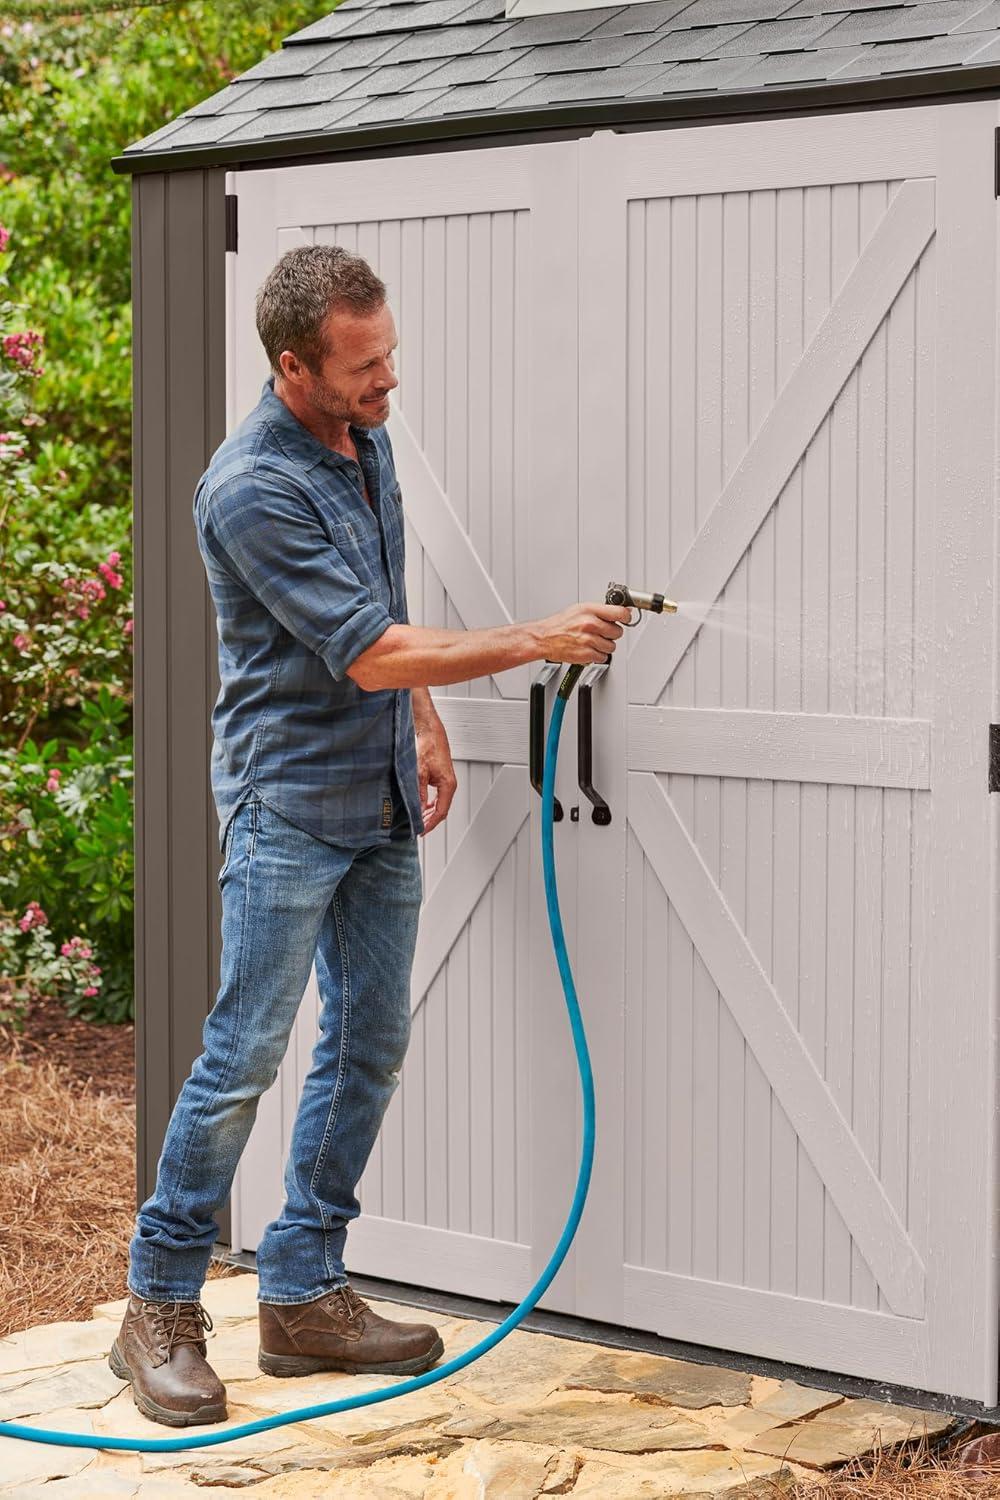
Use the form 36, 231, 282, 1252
127, 789, 422, 1306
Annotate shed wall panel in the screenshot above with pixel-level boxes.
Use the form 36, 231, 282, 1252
132, 167, 231, 1247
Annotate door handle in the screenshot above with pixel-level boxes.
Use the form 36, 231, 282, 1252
530, 662, 564, 821
577, 663, 611, 825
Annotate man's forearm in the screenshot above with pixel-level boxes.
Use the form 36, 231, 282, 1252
350, 621, 543, 692
411, 685, 440, 730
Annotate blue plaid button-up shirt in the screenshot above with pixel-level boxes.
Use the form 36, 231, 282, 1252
193, 373, 424, 852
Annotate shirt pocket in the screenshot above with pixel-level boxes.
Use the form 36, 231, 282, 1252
331, 514, 385, 598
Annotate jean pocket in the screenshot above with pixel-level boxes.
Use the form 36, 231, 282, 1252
218, 816, 238, 883
219, 793, 260, 882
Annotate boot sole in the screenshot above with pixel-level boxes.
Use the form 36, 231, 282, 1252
257, 1332, 445, 1379
108, 1338, 229, 1427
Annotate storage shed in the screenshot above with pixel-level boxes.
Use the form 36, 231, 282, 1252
112, 0, 1000, 1404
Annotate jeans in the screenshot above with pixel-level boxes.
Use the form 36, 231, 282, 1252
127, 789, 422, 1306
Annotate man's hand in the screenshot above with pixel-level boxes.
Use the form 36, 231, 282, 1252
412, 689, 457, 835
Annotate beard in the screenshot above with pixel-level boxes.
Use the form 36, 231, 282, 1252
307, 370, 388, 429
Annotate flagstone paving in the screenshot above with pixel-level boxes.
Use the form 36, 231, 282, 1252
0, 1270, 956, 1496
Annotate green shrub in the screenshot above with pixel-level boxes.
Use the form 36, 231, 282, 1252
0, 0, 337, 1028
0, 689, 133, 1025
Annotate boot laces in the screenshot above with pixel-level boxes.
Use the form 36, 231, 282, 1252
143, 1299, 213, 1358
327, 1284, 367, 1324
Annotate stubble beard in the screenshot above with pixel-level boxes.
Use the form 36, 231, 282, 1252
311, 370, 387, 430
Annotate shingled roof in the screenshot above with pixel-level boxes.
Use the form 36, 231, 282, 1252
111, 0, 1000, 172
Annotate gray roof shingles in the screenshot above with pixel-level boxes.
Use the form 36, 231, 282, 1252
120, 0, 1000, 162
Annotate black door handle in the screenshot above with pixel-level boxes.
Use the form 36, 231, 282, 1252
530, 662, 564, 821
578, 663, 611, 825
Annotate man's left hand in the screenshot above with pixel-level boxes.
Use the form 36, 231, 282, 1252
415, 718, 457, 835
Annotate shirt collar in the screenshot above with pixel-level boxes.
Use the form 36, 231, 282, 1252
259, 373, 374, 472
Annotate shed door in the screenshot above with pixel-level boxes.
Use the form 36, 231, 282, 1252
225, 143, 584, 1307
576, 105, 999, 1401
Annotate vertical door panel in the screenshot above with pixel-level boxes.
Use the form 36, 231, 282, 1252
226, 143, 581, 1306
578, 105, 999, 1400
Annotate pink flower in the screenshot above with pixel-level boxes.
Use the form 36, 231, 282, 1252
45, 768, 61, 792
60, 941, 72, 956
0, 600, 5, 612
82, 985, 98, 997
0, 225, 9, 254
2, 330, 44, 375
12, 632, 30, 651
76, 605, 89, 620
124, 618, 133, 635
107, 550, 120, 565
18, 901, 47, 932
98, 562, 122, 589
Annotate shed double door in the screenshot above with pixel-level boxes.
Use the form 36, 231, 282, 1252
224, 99, 1000, 1402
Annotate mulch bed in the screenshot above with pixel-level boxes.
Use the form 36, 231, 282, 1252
0, 991, 134, 1098
0, 992, 241, 1338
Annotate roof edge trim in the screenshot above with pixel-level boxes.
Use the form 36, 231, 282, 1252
111, 63, 1000, 176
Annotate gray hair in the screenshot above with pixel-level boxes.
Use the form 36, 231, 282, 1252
255, 244, 387, 376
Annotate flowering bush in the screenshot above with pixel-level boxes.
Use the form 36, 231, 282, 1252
0, 901, 103, 1030
0, 224, 133, 1024
0, 687, 134, 1025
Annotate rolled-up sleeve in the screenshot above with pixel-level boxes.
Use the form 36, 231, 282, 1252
197, 470, 392, 682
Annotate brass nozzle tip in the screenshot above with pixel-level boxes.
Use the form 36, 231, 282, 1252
663, 598, 679, 613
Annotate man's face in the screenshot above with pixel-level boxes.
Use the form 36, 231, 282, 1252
280, 301, 399, 429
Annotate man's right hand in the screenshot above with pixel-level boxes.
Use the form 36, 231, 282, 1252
534, 603, 634, 665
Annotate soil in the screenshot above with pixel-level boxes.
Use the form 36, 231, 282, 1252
0, 991, 134, 1098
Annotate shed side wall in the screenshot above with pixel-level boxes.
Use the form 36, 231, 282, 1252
132, 167, 230, 1248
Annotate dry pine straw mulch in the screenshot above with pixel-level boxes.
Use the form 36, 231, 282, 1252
0, 993, 240, 1341
1, 1000, 999, 1496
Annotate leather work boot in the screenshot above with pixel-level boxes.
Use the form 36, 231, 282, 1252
258, 1283, 445, 1377
108, 1295, 228, 1426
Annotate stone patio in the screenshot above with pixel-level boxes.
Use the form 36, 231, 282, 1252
0, 1271, 955, 1497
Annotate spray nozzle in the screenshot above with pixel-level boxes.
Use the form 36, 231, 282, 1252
605, 581, 679, 618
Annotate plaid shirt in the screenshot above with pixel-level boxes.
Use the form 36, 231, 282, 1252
193, 373, 424, 852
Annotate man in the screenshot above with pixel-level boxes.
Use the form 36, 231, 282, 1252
110, 244, 631, 1427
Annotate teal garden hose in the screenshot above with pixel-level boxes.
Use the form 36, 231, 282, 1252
0, 661, 595, 1455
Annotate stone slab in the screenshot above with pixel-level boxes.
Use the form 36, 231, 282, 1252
0, 1319, 115, 1377
443, 1393, 714, 1454
3, 1469, 142, 1499
88, 1386, 338, 1474
228, 1369, 458, 1442
0, 1359, 126, 1421
568, 1451, 791, 1496
448, 1327, 597, 1405
0, 1404, 101, 1488
746, 1395, 954, 1470
754, 1379, 844, 1424
455, 1437, 556, 1497
563, 1350, 752, 1409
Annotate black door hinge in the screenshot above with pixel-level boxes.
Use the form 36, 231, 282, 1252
225, 193, 238, 253
990, 724, 1000, 791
